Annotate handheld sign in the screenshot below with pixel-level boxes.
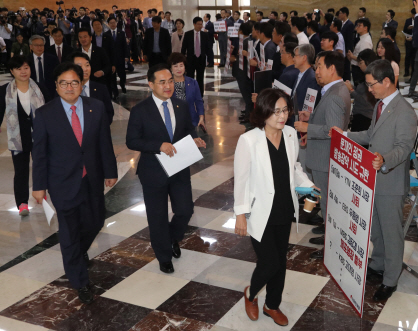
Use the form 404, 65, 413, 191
214, 21, 227, 32
302, 88, 318, 114
247, 40, 253, 79
239, 34, 244, 70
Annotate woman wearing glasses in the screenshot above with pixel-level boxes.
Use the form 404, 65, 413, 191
234, 88, 317, 326
0, 55, 50, 216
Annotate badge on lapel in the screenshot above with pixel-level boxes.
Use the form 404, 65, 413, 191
90, 110, 92, 112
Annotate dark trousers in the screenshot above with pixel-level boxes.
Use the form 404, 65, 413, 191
409, 49, 418, 93
236, 75, 253, 117
186, 56, 206, 97
141, 174, 194, 263
207, 43, 214, 66
11, 151, 30, 208
249, 221, 292, 310
56, 177, 105, 289
405, 42, 415, 75
4, 39, 12, 61
351, 65, 364, 87
148, 52, 165, 69
218, 34, 227, 66
110, 64, 127, 97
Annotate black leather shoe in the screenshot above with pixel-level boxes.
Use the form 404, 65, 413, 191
312, 224, 325, 234
160, 261, 174, 273
310, 249, 324, 259
404, 73, 410, 77
78, 285, 94, 304
366, 266, 384, 280
309, 235, 325, 245
373, 284, 397, 302
121, 87, 127, 94
307, 214, 324, 225
172, 240, 181, 258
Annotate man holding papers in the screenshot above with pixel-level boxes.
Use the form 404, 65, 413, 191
126, 64, 206, 274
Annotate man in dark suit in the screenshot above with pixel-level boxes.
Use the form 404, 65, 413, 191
74, 7, 91, 35
277, 42, 299, 89
318, 13, 333, 38
77, 28, 111, 86
258, 22, 276, 64
46, 28, 74, 63
307, 21, 321, 56
143, 16, 172, 68
271, 22, 292, 82
181, 17, 211, 97
203, 14, 215, 67
408, 2, 418, 97
403, 9, 416, 78
233, 11, 244, 24
218, 9, 234, 67
126, 64, 206, 274
32, 62, 118, 304
339, 7, 355, 81
106, 17, 130, 97
382, 10, 398, 30
28, 35, 60, 98
70, 52, 114, 124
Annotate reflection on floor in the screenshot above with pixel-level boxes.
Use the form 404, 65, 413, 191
0, 64, 417, 331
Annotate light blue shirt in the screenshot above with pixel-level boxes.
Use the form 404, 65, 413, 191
143, 17, 152, 30
153, 30, 161, 53
294, 68, 308, 92
95, 33, 103, 48
61, 97, 84, 133
380, 89, 399, 115
321, 79, 343, 96
335, 32, 346, 57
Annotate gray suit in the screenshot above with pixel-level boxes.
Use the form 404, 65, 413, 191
348, 92, 417, 286
306, 81, 351, 217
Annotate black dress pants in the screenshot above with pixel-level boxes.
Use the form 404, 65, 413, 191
236, 75, 253, 117
249, 221, 292, 310
186, 55, 206, 97
141, 173, 194, 263
56, 177, 105, 289
110, 64, 127, 97
11, 151, 30, 208
405, 41, 415, 76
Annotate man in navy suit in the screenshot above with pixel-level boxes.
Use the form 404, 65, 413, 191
70, 52, 114, 125
218, 9, 234, 67
143, 16, 172, 68
32, 62, 118, 304
258, 22, 276, 63
233, 11, 244, 24
403, 9, 416, 78
307, 21, 321, 56
278, 42, 299, 89
203, 14, 215, 67
28, 35, 60, 98
339, 7, 355, 81
126, 64, 206, 274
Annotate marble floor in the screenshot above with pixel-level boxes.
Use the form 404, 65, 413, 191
0, 64, 417, 331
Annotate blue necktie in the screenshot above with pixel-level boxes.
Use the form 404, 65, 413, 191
113, 30, 116, 41
81, 85, 87, 96
37, 57, 44, 84
162, 101, 173, 141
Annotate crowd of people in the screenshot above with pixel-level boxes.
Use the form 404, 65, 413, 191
0, 3, 417, 328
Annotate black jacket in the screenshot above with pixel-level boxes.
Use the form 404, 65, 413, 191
28, 52, 60, 98
92, 32, 115, 65
89, 81, 114, 125
46, 43, 74, 63
104, 29, 130, 67
181, 29, 211, 61
143, 27, 172, 60
78, 45, 112, 85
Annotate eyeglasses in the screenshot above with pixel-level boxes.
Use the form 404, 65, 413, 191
32, 44, 44, 47
365, 80, 382, 88
156, 79, 174, 86
58, 80, 80, 88
273, 107, 289, 116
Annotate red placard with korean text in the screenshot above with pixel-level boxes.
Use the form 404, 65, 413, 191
324, 129, 377, 317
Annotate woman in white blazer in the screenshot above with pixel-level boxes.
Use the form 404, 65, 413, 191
234, 88, 317, 326
171, 19, 185, 53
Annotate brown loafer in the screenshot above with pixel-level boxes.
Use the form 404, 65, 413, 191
244, 286, 259, 321
263, 305, 288, 326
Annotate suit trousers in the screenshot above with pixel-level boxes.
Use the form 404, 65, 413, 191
218, 33, 227, 66
207, 43, 214, 66
56, 176, 105, 289
249, 221, 292, 309
11, 151, 30, 208
343, 58, 351, 82
311, 170, 329, 219
236, 75, 253, 117
405, 41, 415, 75
110, 65, 127, 97
409, 49, 418, 93
186, 56, 206, 97
369, 195, 404, 286
141, 173, 194, 263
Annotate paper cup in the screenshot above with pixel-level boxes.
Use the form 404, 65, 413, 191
303, 197, 317, 213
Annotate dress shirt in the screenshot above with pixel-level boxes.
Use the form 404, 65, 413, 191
33, 53, 44, 82
0, 24, 12, 39
61, 96, 84, 133
83, 80, 90, 97
153, 30, 161, 53
152, 93, 176, 133
294, 68, 308, 91
82, 43, 92, 59
351, 33, 373, 66
276, 45, 280, 52
55, 43, 63, 57
321, 79, 343, 96
49, 35, 55, 46
308, 34, 314, 40
335, 32, 346, 57
297, 32, 309, 45
194, 30, 201, 56
342, 19, 348, 27
379, 90, 399, 115
95, 33, 103, 47
384, 19, 392, 28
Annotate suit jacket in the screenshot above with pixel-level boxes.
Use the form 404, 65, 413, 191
0, 82, 51, 152
78, 45, 111, 85
348, 93, 417, 196
89, 81, 114, 125
291, 67, 321, 112
126, 95, 197, 187
173, 76, 204, 127
306, 81, 351, 172
104, 29, 129, 67
232, 36, 250, 78
92, 32, 115, 65
75, 15, 91, 33
32, 96, 117, 210
234, 126, 313, 241
318, 23, 330, 38
262, 40, 277, 62
404, 18, 413, 46
413, 16, 418, 48
309, 33, 321, 56
278, 65, 299, 89
28, 52, 60, 98
181, 29, 211, 63
205, 21, 215, 43
341, 19, 355, 52
382, 20, 398, 30
46, 43, 74, 63
143, 27, 172, 60
171, 32, 184, 53
272, 51, 285, 82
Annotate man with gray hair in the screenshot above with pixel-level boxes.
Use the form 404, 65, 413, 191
28, 35, 60, 97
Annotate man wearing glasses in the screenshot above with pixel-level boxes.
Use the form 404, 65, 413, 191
126, 64, 206, 274
28, 35, 59, 97
31, 62, 118, 304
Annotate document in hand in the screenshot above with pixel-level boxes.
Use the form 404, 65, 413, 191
155, 135, 203, 177
42, 199, 55, 226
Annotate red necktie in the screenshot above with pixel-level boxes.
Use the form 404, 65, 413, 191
71, 105, 87, 177
375, 101, 384, 123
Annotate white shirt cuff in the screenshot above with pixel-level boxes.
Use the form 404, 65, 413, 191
343, 132, 348, 137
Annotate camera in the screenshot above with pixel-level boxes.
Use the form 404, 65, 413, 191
0, 15, 5, 25
56, 1, 64, 6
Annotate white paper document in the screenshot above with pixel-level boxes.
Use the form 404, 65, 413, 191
42, 199, 55, 226
156, 135, 203, 177
273, 79, 292, 95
